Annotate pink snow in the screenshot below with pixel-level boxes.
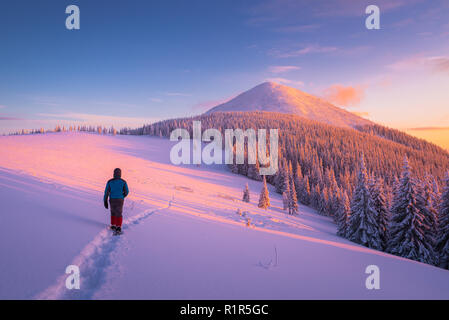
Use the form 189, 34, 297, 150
1, 132, 448, 299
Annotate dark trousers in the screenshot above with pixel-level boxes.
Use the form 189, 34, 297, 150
110, 198, 124, 227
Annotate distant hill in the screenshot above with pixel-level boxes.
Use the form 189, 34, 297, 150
205, 82, 372, 129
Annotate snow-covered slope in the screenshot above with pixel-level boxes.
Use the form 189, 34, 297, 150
1, 132, 448, 299
206, 82, 372, 128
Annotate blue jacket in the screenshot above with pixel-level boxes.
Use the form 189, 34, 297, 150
104, 178, 129, 202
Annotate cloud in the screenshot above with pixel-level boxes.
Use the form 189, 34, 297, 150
270, 44, 370, 59
391, 18, 414, 28
407, 126, 449, 131
322, 84, 365, 107
416, 32, 433, 37
428, 56, 449, 72
387, 56, 424, 71
271, 45, 338, 58
29, 96, 146, 110
274, 24, 320, 33
316, 0, 423, 17
149, 98, 163, 103
0, 116, 22, 120
37, 112, 159, 127
28, 95, 67, 107
0, 113, 160, 134
246, 15, 277, 27
388, 55, 449, 73
265, 77, 304, 87
88, 100, 146, 109
248, 0, 422, 26
164, 92, 192, 97
268, 65, 301, 73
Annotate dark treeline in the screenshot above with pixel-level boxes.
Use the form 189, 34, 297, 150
129, 111, 449, 268
7, 125, 118, 136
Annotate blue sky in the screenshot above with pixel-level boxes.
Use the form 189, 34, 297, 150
1, 0, 449, 133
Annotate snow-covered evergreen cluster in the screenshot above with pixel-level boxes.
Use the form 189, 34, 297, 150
338, 156, 449, 268
437, 172, 449, 268
240, 148, 448, 269
136, 112, 449, 269
345, 155, 384, 250
277, 162, 299, 215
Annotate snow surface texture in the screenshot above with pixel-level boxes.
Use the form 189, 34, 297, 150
1, 133, 449, 299
206, 82, 372, 128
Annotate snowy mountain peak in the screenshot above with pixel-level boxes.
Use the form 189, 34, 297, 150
205, 82, 372, 128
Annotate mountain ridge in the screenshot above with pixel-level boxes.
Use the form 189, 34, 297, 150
205, 82, 372, 129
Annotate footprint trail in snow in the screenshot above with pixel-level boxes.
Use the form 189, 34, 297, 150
35, 203, 169, 300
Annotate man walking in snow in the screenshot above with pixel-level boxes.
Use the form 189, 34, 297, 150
104, 168, 129, 235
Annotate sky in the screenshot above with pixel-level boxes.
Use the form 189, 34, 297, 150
1, 0, 449, 142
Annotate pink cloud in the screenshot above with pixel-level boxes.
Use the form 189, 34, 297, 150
388, 55, 449, 73
387, 56, 424, 71
322, 84, 365, 107
429, 56, 449, 72
268, 65, 301, 73
0, 116, 22, 120
271, 45, 337, 58
316, 0, 422, 17
408, 126, 449, 131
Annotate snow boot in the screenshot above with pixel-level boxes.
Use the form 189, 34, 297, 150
113, 227, 122, 236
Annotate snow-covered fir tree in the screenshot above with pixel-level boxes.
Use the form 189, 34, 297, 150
298, 175, 311, 205
275, 161, 288, 194
421, 174, 439, 253
319, 186, 330, 215
294, 163, 303, 196
229, 162, 239, 174
325, 167, 338, 194
282, 191, 288, 210
347, 155, 382, 250
329, 185, 341, 221
369, 176, 390, 250
282, 174, 290, 211
336, 190, 350, 237
242, 183, 250, 203
288, 172, 299, 215
437, 171, 449, 269
247, 161, 262, 181
258, 176, 270, 209
431, 175, 441, 207
311, 184, 321, 209
388, 157, 436, 264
